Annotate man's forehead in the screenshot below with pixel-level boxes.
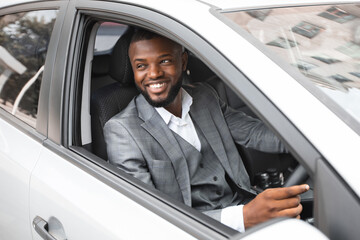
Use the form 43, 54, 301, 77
129, 36, 182, 54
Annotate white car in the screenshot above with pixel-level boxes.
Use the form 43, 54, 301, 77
0, 0, 359, 239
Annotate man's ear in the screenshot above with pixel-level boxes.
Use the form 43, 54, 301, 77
181, 50, 188, 71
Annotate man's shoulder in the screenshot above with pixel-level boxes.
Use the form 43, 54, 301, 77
105, 96, 140, 127
184, 82, 219, 100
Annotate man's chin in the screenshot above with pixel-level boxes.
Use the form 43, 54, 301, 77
147, 98, 171, 108
142, 94, 169, 108
138, 78, 182, 108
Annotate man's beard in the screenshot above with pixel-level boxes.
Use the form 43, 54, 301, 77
137, 77, 183, 108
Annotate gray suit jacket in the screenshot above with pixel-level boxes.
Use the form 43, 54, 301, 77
104, 83, 286, 217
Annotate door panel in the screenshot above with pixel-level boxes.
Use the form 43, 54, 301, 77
30, 145, 196, 240
0, 118, 43, 240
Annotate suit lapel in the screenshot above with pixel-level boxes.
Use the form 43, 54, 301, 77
136, 95, 191, 206
188, 87, 235, 179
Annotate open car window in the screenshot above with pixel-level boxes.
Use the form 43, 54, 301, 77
73, 14, 315, 237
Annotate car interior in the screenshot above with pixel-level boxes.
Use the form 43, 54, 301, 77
78, 21, 313, 223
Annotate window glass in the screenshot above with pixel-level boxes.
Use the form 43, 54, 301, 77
94, 22, 128, 53
0, 10, 58, 127
220, 5, 360, 126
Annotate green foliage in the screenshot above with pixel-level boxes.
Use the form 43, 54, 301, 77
0, 10, 57, 117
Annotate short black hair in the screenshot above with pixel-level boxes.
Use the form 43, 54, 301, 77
130, 28, 162, 43
130, 28, 185, 53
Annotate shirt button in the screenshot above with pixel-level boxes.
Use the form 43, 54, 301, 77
199, 163, 204, 168
213, 176, 218, 181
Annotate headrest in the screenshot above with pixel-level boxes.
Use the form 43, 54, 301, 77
92, 54, 110, 76
108, 27, 134, 85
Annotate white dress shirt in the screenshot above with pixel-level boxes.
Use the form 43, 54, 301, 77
155, 88, 201, 152
155, 88, 245, 233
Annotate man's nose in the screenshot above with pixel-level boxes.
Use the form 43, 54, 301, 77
148, 64, 163, 79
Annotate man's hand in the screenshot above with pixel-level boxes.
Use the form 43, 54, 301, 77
243, 184, 309, 229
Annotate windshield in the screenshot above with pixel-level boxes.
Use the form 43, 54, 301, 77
220, 4, 360, 130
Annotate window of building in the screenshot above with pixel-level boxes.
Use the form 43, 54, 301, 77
0, 10, 58, 127
267, 37, 298, 49
292, 21, 323, 39
246, 9, 272, 21
330, 74, 353, 83
350, 72, 360, 78
318, 7, 356, 23
293, 60, 318, 71
311, 55, 341, 64
336, 42, 360, 59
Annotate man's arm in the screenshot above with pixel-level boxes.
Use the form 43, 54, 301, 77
218, 92, 308, 229
219, 94, 287, 153
199, 82, 286, 153
104, 118, 155, 187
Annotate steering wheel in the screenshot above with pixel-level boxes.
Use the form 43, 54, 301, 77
283, 165, 309, 187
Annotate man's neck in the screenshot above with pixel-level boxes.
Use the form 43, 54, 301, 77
164, 91, 183, 118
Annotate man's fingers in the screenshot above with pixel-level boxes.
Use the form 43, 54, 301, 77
276, 204, 303, 218
273, 196, 301, 210
267, 184, 309, 200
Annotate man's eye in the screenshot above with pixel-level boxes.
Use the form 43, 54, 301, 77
136, 64, 146, 69
161, 59, 171, 64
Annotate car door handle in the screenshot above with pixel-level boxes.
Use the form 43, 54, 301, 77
33, 216, 58, 240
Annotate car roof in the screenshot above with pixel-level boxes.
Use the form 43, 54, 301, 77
0, 0, 50, 8
199, 0, 358, 10
1, 0, 356, 10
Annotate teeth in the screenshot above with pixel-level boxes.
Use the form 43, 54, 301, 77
149, 83, 165, 89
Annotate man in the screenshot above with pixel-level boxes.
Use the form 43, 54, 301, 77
104, 29, 309, 232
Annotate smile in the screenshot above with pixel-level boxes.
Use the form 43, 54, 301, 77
148, 82, 166, 89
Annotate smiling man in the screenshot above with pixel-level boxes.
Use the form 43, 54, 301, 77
129, 33, 186, 117
104, 28, 309, 232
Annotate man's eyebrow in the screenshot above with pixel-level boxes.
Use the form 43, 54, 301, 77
158, 54, 173, 58
133, 58, 146, 62
133, 53, 174, 62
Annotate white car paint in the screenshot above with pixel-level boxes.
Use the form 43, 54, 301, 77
242, 219, 328, 240
0, 118, 42, 239
30, 147, 196, 240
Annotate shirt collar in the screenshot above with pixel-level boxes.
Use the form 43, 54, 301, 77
155, 88, 193, 125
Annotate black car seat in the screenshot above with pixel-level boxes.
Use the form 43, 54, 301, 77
90, 27, 138, 160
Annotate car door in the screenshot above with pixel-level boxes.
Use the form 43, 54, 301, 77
0, 1, 66, 239
28, 1, 226, 239
27, 0, 333, 239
